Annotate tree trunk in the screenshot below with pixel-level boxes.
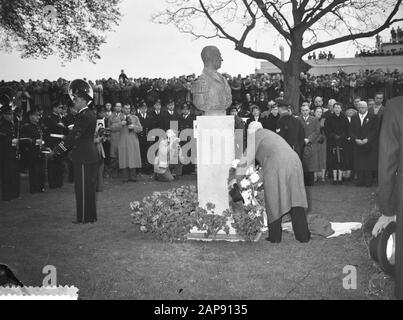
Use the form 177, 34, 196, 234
282, 52, 311, 114
283, 70, 301, 114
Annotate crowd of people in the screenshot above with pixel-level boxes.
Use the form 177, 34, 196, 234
0, 68, 401, 202
390, 26, 403, 44
355, 48, 403, 57
1, 68, 402, 115
307, 51, 335, 60
246, 94, 385, 187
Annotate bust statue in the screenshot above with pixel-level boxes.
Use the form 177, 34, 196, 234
191, 46, 232, 116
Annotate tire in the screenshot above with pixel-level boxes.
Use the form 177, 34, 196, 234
369, 234, 380, 262
376, 222, 396, 277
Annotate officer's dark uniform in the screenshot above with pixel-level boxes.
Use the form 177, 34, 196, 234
0, 105, 20, 201
52, 80, 98, 223
178, 106, 196, 174
137, 110, 154, 174
20, 113, 46, 194
62, 110, 77, 183
159, 109, 180, 132
43, 112, 65, 188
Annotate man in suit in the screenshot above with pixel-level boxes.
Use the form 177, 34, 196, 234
372, 95, 403, 299
178, 102, 196, 175
370, 93, 386, 182
228, 105, 246, 158
261, 104, 280, 132
245, 105, 263, 130
369, 93, 385, 123
150, 99, 163, 130
48, 79, 99, 224
299, 102, 321, 186
160, 99, 179, 132
245, 122, 310, 243
350, 101, 380, 187
42, 103, 66, 188
109, 102, 124, 177
105, 102, 113, 118
276, 102, 305, 159
137, 100, 154, 174
102, 102, 113, 169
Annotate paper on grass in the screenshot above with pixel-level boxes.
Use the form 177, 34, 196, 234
282, 222, 362, 238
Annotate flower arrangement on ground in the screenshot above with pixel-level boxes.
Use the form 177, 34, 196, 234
129, 161, 268, 242
130, 185, 230, 241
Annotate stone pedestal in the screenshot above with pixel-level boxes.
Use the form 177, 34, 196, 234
187, 116, 244, 242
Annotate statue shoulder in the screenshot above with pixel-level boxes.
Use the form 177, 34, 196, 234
191, 76, 209, 94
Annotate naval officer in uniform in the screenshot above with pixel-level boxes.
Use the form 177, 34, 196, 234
48, 79, 99, 224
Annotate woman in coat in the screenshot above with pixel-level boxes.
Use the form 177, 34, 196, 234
113, 104, 142, 182
324, 102, 350, 184
313, 107, 327, 183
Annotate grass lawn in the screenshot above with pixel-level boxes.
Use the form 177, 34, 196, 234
0, 174, 395, 299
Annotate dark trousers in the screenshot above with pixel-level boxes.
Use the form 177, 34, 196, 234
28, 156, 46, 193
103, 141, 111, 167
74, 162, 98, 223
1, 155, 20, 201
140, 142, 152, 173
396, 211, 403, 299
48, 157, 64, 188
268, 207, 311, 243
65, 154, 74, 183
356, 170, 373, 187
304, 171, 315, 186
96, 158, 104, 192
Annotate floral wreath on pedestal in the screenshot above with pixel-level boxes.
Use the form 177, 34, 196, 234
129, 160, 267, 242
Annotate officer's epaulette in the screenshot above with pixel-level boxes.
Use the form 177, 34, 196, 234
191, 77, 208, 94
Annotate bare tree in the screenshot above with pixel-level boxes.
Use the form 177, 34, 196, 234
0, 0, 122, 63
154, 0, 403, 111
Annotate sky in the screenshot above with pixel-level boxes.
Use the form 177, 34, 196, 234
0, 0, 402, 81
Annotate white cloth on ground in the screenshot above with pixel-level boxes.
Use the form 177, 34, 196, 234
282, 222, 362, 239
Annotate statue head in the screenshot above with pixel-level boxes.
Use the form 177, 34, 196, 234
201, 46, 223, 71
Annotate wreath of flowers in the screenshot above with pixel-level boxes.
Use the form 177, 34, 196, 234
227, 160, 267, 241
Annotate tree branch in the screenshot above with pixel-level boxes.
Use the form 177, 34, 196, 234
239, 0, 256, 45
253, 0, 291, 40
268, 1, 292, 31
303, 0, 403, 54
198, 0, 285, 69
303, 0, 346, 29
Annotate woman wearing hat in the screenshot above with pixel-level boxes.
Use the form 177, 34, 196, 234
324, 102, 350, 185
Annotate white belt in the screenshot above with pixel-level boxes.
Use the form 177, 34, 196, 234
50, 134, 65, 139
